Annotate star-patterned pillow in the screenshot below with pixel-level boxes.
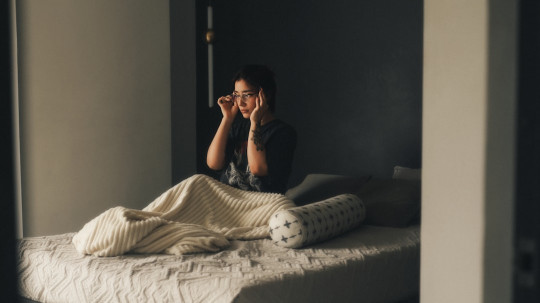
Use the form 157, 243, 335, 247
268, 194, 366, 248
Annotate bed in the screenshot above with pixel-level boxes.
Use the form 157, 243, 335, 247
18, 168, 422, 303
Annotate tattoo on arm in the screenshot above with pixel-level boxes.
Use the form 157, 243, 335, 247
251, 123, 264, 151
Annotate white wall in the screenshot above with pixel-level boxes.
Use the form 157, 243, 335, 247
422, 0, 516, 302
17, 0, 172, 236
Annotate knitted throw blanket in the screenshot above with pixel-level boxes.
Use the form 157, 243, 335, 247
72, 174, 295, 256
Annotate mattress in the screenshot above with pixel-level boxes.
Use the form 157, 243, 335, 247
18, 225, 420, 303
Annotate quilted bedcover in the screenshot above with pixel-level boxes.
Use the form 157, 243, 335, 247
18, 225, 420, 303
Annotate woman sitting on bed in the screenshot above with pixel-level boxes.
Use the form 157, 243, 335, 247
207, 65, 297, 194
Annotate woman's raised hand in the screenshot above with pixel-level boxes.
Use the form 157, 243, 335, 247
250, 89, 269, 124
217, 95, 238, 121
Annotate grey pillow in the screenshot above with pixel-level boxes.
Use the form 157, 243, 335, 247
355, 179, 421, 227
393, 166, 421, 181
285, 174, 371, 206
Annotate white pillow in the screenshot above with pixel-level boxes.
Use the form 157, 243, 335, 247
269, 194, 366, 248
393, 166, 421, 181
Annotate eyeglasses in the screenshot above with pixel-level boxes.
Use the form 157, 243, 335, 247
231, 91, 257, 102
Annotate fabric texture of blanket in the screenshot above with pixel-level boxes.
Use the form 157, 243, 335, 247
72, 174, 295, 256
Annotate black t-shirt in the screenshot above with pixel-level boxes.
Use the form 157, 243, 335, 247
219, 118, 297, 194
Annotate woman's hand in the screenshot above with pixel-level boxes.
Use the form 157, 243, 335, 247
217, 95, 238, 121
250, 89, 269, 124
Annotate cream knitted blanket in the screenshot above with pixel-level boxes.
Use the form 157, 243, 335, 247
72, 174, 295, 256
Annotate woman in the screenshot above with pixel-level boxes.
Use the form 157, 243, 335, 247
207, 65, 297, 194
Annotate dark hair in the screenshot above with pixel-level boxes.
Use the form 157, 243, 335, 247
232, 65, 277, 112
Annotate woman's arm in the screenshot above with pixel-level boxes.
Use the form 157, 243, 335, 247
247, 121, 269, 176
207, 95, 237, 170
207, 118, 233, 170
246, 89, 271, 176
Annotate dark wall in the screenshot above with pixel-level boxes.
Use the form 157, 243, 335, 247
195, 0, 423, 187
1, 1, 19, 301
515, 0, 540, 301
170, 0, 197, 184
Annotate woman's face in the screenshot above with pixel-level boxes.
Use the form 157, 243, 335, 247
233, 80, 258, 119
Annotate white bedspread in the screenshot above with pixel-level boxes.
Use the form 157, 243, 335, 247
72, 174, 295, 256
18, 225, 420, 303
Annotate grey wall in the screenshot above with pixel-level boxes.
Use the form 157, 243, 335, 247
17, 0, 172, 236
422, 0, 516, 302
195, 0, 423, 186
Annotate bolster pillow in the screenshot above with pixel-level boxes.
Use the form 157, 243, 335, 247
269, 194, 366, 248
